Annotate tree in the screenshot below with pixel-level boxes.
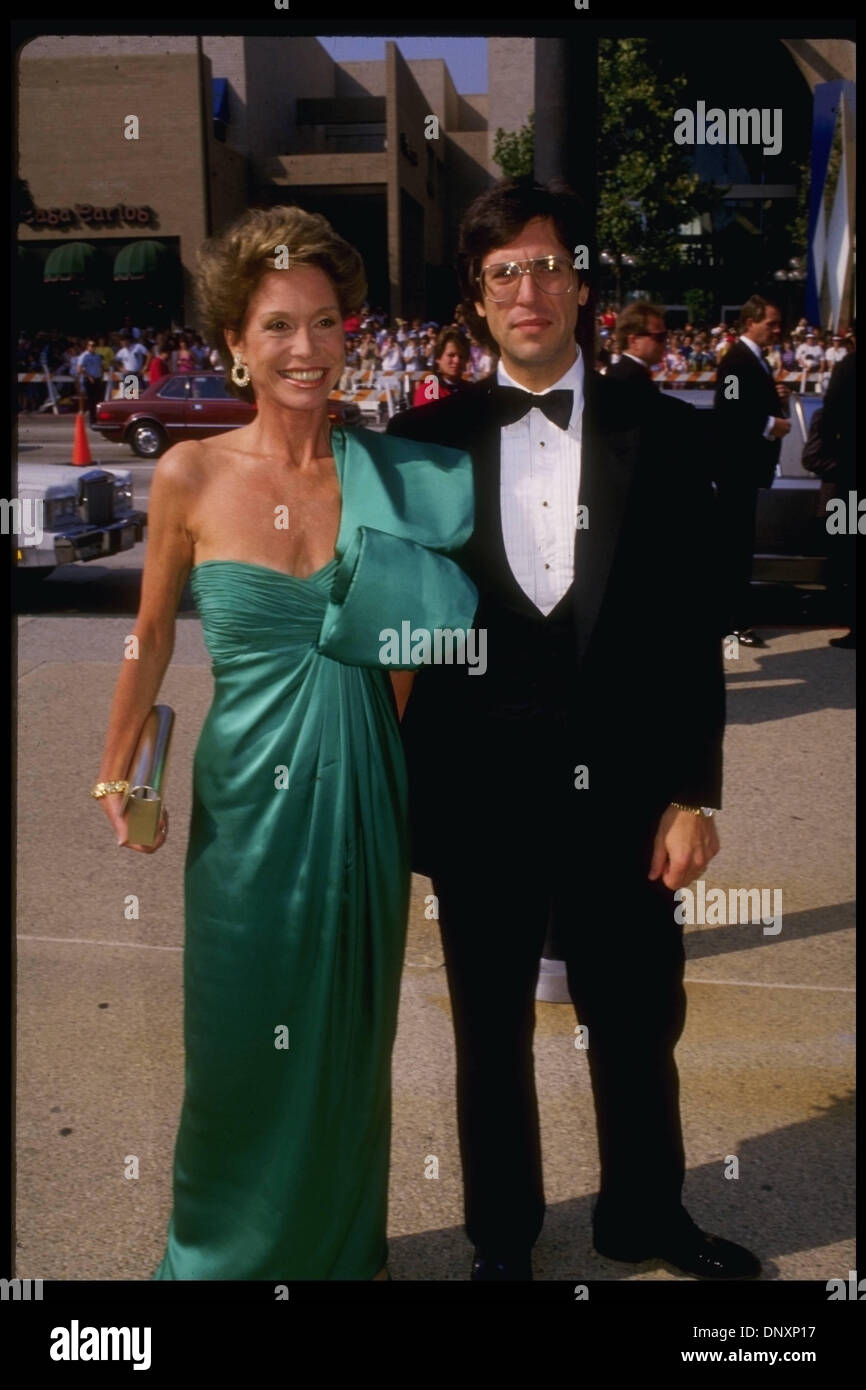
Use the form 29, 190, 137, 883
492, 112, 535, 179
489, 43, 725, 307
597, 38, 720, 305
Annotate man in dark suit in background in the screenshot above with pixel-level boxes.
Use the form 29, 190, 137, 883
607, 300, 667, 390
388, 177, 760, 1281
712, 296, 791, 648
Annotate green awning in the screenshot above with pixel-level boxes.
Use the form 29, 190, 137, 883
43, 242, 96, 282
113, 239, 169, 281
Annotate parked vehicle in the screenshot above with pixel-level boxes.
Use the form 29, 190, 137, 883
93, 373, 362, 457
14, 462, 146, 576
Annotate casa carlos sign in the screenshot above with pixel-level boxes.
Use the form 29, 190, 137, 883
21, 203, 154, 227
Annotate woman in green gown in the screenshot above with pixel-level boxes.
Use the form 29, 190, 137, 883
92, 206, 476, 1280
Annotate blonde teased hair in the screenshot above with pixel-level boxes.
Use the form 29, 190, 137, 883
195, 205, 367, 400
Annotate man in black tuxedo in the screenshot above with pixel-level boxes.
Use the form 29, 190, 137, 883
388, 177, 760, 1281
606, 300, 667, 390
712, 296, 791, 648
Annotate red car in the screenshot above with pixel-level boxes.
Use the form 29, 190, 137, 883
93, 372, 361, 457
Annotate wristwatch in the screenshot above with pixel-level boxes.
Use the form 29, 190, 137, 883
671, 802, 716, 818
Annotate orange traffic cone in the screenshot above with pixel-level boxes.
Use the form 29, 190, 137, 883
72, 407, 93, 467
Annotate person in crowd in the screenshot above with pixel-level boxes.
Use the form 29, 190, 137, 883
411, 327, 470, 406
468, 331, 496, 381
380, 336, 404, 373
358, 332, 378, 371
607, 301, 668, 391
189, 333, 210, 369
780, 338, 797, 371
146, 341, 170, 386
75, 337, 105, 424
93, 334, 115, 375
338, 333, 362, 391
712, 294, 791, 648
402, 333, 423, 373
796, 330, 825, 389
388, 175, 754, 1284
174, 335, 195, 372
823, 333, 848, 381
115, 333, 148, 390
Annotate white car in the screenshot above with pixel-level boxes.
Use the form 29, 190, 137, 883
13, 462, 146, 576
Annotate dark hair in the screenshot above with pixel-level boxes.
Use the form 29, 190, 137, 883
455, 176, 596, 362
615, 301, 666, 352
434, 327, 469, 363
739, 295, 778, 332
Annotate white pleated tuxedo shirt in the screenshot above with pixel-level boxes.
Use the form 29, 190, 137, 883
497, 352, 584, 616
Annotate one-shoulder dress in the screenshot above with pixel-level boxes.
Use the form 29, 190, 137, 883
152, 426, 476, 1280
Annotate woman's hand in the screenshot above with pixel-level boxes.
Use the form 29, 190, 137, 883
100, 792, 169, 854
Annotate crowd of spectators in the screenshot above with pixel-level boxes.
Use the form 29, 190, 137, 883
596, 305, 855, 390
17, 304, 856, 415
16, 305, 499, 413
17, 317, 222, 413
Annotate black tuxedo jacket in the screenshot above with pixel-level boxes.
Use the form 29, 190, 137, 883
387, 371, 726, 875
712, 339, 782, 489
606, 355, 655, 391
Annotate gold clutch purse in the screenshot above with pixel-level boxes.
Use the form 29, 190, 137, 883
122, 705, 175, 846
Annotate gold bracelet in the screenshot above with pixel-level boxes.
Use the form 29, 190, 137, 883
670, 801, 703, 815
91, 780, 129, 800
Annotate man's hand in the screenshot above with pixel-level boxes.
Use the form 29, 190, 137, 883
769, 417, 791, 439
775, 382, 790, 404
648, 805, 720, 891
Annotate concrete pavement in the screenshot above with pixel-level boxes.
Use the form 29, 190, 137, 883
15, 608, 855, 1281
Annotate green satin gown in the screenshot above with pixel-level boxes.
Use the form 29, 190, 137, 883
152, 426, 476, 1280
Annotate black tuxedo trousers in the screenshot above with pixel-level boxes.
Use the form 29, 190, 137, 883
415, 699, 688, 1253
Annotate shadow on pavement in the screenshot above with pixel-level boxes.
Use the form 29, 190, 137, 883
387, 1090, 855, 1281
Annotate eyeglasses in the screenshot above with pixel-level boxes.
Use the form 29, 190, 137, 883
478, 256, 575, 301
639, 331, 668, 342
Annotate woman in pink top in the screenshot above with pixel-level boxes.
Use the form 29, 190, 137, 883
175, 336, 194, 372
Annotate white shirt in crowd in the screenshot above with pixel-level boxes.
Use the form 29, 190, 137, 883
824, 345, 848, 368
380, 346, 403, 372
796, 341, 825, 370
498, 351, 584, 617
116, 343, 147, 373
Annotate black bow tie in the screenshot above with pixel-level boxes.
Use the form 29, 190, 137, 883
493, 384, 574, 432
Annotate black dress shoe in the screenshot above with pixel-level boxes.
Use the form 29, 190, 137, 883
730, 628, 767, 648
471, 1249, 532, 1281
829, 632, 856, 649
594, 1214, 761, 1280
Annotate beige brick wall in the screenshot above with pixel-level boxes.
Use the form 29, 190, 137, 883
336, 61, 386, 98
259, 153, 387, 185
487, 37, 535, 174
19, 53, 213, 320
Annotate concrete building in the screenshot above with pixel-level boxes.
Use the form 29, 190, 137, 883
17, 35, 531, 331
